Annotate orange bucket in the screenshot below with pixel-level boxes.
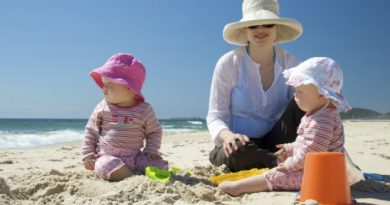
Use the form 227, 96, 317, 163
299, 152, 352, 205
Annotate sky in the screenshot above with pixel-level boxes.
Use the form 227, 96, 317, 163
1, 0, 390, 119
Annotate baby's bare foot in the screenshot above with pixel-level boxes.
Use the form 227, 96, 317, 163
218, 181, 241, 197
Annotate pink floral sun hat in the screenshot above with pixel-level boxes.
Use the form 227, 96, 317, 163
90, 53, 146, 101
283, 57, 351, 112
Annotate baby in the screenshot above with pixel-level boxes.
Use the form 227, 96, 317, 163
81, 53, 168, 181
219, 57, 351, 195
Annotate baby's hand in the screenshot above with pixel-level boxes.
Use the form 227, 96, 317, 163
83, 155, 96, 171
274, 144, 287, 164
145, 152, 162, 161
276, 162, 287, 172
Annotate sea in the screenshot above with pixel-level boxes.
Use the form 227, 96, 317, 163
0, 118, 207, 149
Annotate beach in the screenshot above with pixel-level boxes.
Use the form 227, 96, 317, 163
1, 121, 390, 205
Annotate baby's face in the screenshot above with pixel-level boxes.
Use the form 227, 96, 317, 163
101, 77, 136, 105
294, 84, 327, 113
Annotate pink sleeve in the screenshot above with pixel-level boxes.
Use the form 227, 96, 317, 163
143, 105, 162, 155
284, 144, 306, 172
81, 101, 104, 160
284, 142, 295, 157
284, 116, 334, 172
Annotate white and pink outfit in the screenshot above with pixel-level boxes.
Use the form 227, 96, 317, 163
265, 57, 351, 190
83, 53, 168, 180
265, 103, 344, 190
82, 100, 168, 180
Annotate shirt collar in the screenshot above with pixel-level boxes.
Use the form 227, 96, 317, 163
243, 46, 283, 77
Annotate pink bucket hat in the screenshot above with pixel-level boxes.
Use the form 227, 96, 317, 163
90, 53, 146, 101
283, 57, 351, 112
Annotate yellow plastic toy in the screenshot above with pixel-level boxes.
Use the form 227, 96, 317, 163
209, 168, 269, 185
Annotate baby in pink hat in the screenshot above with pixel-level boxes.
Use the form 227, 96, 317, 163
219, 57, 351, 195
81, 53, 168, 181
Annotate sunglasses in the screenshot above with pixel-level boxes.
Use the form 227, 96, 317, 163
248, 24, 276, 29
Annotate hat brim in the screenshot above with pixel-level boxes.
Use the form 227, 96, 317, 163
90, 70, 145, 102
283, 71, 351, 112
223, 18, 303, 46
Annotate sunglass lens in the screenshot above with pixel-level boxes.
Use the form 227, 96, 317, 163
262, 24, 275, 28
248, 24, 275, 29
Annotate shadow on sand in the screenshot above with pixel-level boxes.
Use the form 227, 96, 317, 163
351, 174, 390, 204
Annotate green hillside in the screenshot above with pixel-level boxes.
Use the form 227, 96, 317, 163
340, 108, 390, 119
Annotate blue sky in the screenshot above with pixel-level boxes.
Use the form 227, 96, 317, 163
1, 1, 390, 119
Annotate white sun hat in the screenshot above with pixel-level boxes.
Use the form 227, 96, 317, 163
283, 57, 352, 112
223, 0, 303, 46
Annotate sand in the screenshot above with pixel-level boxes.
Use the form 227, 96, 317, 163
0, 121, 389, 205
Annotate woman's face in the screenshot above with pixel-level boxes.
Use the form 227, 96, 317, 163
246, 24, 277, 47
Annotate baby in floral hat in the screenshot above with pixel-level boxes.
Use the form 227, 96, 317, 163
219, 57, 351, 195
81, 53, 168, 181
283, 57, 351, 112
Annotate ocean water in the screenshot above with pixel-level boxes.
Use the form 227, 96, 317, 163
0, 118, 207, 149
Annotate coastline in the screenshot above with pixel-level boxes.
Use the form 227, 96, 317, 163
1, 122, 389, 204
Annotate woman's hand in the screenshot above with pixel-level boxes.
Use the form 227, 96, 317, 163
219, 130, 249, 157
83, 155, 96, 170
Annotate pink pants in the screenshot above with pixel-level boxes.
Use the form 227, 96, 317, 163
94, 145, 168, 180
265, 170, 303, 191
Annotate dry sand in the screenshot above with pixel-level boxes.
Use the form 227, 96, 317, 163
0, 121, 389, 205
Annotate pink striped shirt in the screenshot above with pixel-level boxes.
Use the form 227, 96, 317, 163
284, 103, 344, 171
82, 100, 162, 159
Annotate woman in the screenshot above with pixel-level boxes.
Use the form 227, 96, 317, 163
207, 0, 305, 172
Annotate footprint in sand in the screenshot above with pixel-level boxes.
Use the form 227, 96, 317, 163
48, 159, 62, 162
372, 153, 390, 160
35, 183, 66, 198
0, 177, 13, 198
58, 146, 74, 151
49, 169, 65, 176
0, 160, 13, 164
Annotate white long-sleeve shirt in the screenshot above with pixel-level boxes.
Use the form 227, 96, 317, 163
207, 46, 300, 146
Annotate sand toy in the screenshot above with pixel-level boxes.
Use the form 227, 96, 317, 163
169, 166, 192, 175
209, 168, 269, 185
145, 166, 171, 182
298, 152, 353, 204
145, 166, 192, 182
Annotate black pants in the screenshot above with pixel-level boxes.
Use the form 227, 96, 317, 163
209, 99, 305, 172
